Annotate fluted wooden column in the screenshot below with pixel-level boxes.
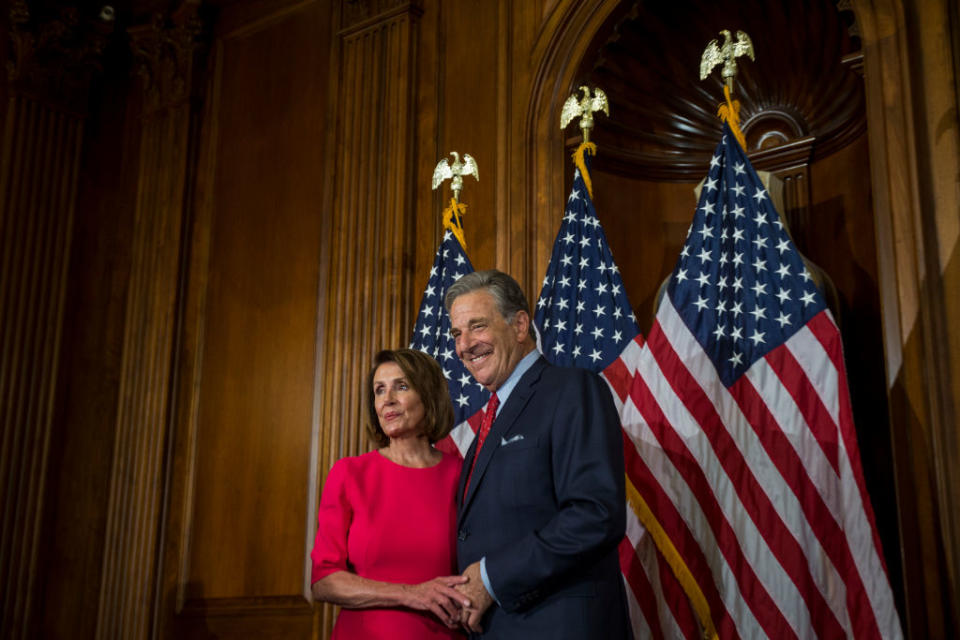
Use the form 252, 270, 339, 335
749, 136, 815, 248
316, 1, 422, 634
857, 0, 960, 633
93, 7, 200, 638
0, 3, 109, 637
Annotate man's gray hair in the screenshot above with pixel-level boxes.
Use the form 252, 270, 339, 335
444, 270, 530, 326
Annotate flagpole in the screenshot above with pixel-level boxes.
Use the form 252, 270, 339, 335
699, 29, 754, 150
411, 151, 488, 459
554, 86, 714, 640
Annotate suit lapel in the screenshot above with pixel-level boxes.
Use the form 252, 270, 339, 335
458, 357, 547, 523
457, 436, 478, 510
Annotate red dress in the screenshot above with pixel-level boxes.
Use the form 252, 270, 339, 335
311, 450, 463, 639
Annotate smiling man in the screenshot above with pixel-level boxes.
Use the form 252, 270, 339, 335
445, 270, 631, 639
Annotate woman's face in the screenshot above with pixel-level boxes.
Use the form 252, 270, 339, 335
372, 361, 426, 441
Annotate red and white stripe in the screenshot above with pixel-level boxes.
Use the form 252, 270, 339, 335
618, 299, 901, 639
603, 334, 704, 640
436, 411, 484, 459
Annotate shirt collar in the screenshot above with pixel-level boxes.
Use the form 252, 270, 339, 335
492, 348, 539, 416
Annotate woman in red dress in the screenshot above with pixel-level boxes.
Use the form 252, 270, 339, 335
310, 349, 469, 638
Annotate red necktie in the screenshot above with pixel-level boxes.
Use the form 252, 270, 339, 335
463, 392, 499, 502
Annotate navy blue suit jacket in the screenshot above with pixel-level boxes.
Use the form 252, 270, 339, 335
456, 356, 631, 638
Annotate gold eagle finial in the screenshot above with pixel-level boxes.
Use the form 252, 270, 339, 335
700, 29, 754, 90
560, 85, 609, 143
431, 151, 478, 203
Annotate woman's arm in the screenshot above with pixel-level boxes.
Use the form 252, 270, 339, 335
310, 459, 469, 626
312, 571, 470, 627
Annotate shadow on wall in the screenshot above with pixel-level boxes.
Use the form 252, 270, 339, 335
808, 194, 904, 620
176, 582, 219, 640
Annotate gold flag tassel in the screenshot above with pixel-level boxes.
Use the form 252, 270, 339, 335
718, 84, 747, 150
442, 197, 469, 251
572, 141, 598, 200
625, 478, 720, 640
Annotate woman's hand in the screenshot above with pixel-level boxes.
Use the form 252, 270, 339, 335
400, 576, 472, 628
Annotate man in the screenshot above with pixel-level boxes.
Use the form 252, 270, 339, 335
445, 270, 631, 638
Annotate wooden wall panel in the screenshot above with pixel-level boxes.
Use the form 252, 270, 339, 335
411, 0, 443, 277
150, 3, 334, 637
857, 0, 960, 634
95, 11, 200, 638
411, 0, 525, 287
315, 2, 424, 634
36, 58, 140, 639
186, 1, 327, 600
414, 0, 623, 333
588, 170, 697, 329
902, 0, 960, 627
0, 93, 84, 640
437, 0, 499, 267
806, 134, 903, 612
524, 0, 623, 303
0, 7, 107, 636
319, 3, 420, 469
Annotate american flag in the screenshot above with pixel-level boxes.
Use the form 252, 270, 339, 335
410, 228, 489, 457
533, 159, 641, 372
533, 148, 691, 639
622, 124, 902, 638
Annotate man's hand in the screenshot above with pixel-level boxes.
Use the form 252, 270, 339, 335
455, 561, 495, 633
400, 576, 471, 628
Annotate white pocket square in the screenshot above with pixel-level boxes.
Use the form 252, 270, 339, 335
500, 434, 524, 446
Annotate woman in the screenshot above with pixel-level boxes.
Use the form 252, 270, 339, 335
310, 349, 470, 638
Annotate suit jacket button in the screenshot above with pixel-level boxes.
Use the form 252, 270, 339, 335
458, 530, 468, 541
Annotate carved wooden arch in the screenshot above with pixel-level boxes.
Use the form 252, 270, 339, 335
521, 0, 621, 300
522, 0, 864, 289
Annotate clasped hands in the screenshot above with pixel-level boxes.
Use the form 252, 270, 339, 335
404, 560, 493, 633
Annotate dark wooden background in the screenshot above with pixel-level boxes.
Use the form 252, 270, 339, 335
1, 0, 958, 637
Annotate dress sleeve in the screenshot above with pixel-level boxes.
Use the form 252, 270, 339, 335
310, 459, 352, 584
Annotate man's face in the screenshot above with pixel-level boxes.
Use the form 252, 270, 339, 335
449, 289, 529, 392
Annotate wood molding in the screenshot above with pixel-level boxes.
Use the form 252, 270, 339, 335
0, 4, 108, 634
0, 93, 85, 640
4, 0, 114, 113
154, 2, 336, 637
749, 135, 816, 174
180, 595, 310, 616
750, 136, 815, 243
312, 6, 422, 635
128, 3, 203, 116
155, 33, 223, 640
856, 0, 960, 635
525, 0, 621, 305
569, 0, 865, 181
339, 0, 423, 34
94, 5, 201, 637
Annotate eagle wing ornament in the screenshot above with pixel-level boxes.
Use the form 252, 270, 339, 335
431, 157, 453, 190
589, 88, 609, 119
560, 86, 610, 142
432, 151, 478, 202
560, 92, 582, 131
460, 153, 478, 182
700, 29, 754, 88
699, 37, 724, 80
732, 30, 754, 61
